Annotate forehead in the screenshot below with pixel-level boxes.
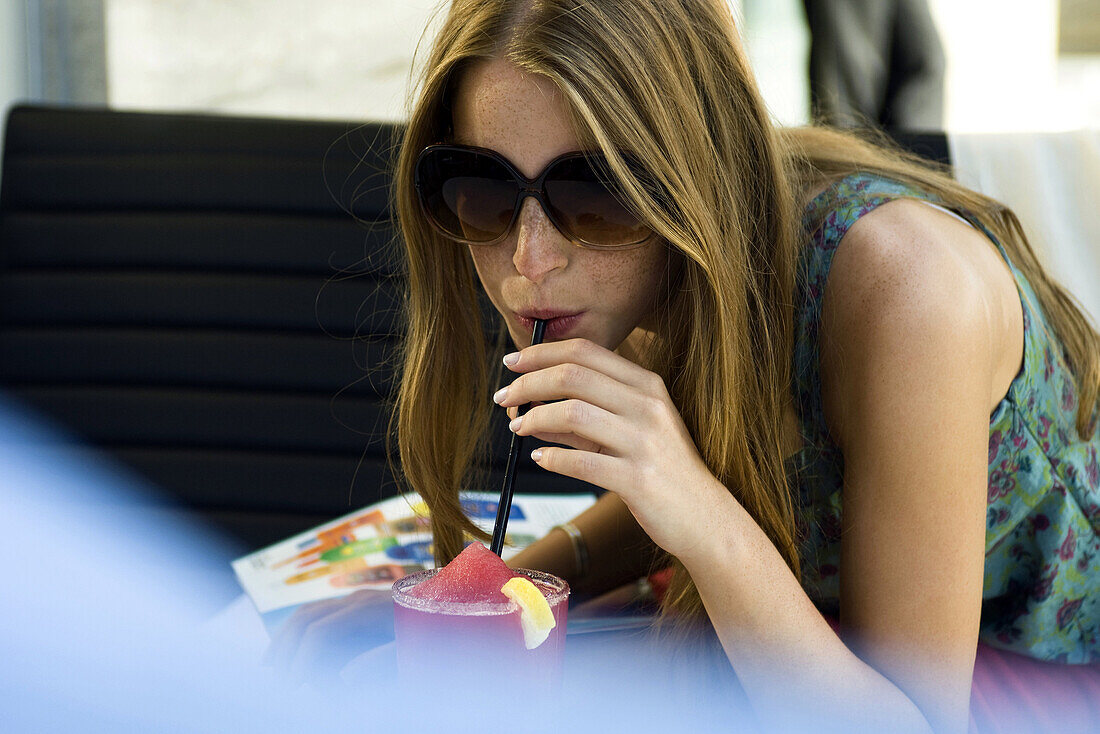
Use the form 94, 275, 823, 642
451, 58, 583, 177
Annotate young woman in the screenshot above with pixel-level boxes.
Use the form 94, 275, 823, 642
381, 0, 1099, 730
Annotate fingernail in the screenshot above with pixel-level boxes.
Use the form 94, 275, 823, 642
503, 352, 520, 367
509, 416, 522, 432
493, 387, 509, 404
531, 449, 543, 461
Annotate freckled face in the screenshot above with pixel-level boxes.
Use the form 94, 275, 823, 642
451, 58, 669, 351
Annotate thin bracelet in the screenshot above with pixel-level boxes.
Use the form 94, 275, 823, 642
553, 521, 589, 581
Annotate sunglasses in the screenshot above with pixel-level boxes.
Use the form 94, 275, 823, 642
413, 144, 654, 249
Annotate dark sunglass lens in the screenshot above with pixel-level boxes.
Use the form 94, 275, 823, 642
544, 157, 650, 247
417, 149, 518, 242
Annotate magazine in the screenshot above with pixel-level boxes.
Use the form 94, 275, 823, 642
232, 491, 597, 625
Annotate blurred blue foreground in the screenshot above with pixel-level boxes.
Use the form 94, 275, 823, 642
0, 395, 857, 733
0, 398, 341, 732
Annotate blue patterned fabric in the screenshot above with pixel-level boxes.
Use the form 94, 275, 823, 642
791, 172, 1100, 663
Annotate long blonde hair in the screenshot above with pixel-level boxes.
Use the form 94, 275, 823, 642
392, 0, 1100, 624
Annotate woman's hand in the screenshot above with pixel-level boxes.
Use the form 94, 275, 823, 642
494, 338, 729, 560
263, 589, 395, 686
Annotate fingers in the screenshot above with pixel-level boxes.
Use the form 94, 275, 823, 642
496, 361, 643, 416
264, 589, 395, 683
525, 431, 604, 453
494, 338, 671, 458
290, 600, 392, 684
511, 399, 630, 456
505, 403, 603, 451
263, 592, 364, 668
506, 405, 605, 451
504, 338, 658, 390
531, 445, 623, 491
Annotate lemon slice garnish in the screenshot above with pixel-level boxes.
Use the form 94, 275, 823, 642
500, 576, 556, 650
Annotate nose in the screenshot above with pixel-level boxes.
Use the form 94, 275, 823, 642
512, 195, 569, 283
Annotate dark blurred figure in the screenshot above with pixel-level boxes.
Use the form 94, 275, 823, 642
802, 0, 945, 129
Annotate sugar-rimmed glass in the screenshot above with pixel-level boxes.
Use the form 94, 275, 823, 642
392, 568, 569, 689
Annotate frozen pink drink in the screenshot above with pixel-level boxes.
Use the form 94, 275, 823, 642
392, 542, 568, 688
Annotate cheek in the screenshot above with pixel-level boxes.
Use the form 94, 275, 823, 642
590, 245, 670, 308
467, 245, 510, 296
636, 246, 671, 291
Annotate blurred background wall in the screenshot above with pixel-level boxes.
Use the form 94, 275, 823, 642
0, 2, 28, 113
1, 0, 1097, 131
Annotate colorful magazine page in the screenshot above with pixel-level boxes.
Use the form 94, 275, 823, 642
231, 491, 597, 617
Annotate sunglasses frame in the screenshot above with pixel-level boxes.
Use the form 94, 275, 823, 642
413, 143, 655, 249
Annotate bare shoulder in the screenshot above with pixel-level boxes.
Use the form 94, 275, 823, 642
825, 198, 999, 326
819, 197, 1024, 437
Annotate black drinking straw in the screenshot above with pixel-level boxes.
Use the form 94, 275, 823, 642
490, 318, 546, 557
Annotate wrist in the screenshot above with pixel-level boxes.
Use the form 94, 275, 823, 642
506, 528, 576, 581
552, 521, 590, 581
670, 473, 747, 569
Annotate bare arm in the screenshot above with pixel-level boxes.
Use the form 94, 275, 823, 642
682, 200, 998, 732
823, 201, 999, 733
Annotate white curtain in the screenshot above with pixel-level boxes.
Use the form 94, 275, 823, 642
951, 130, 1100, 327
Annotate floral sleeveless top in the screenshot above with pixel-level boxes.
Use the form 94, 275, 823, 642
791, 172, 1100, 663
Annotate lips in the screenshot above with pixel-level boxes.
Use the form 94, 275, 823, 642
515, 310, 584, 340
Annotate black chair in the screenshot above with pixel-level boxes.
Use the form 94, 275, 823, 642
0, 105, 411, 553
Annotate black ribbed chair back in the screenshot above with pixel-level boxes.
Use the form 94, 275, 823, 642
0, 106, 408, 551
